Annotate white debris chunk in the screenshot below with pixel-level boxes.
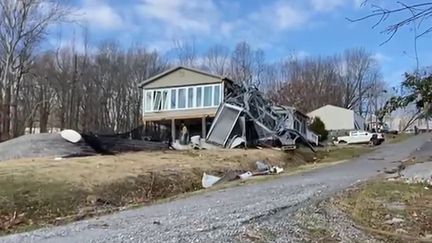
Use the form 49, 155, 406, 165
238, 171, 253, 180
202, 173, 222, 188
60, 129, 82, 143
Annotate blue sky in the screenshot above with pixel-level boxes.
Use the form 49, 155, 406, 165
51, 0, 432, 86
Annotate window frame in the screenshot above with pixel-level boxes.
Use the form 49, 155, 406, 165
143, 83, 223, 112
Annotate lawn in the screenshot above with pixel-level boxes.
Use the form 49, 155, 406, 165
386, 133, 414, 144
0, 146, 373, 234
337, 180, 432, 242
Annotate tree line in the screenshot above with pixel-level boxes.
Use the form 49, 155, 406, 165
0, 0, 386, 140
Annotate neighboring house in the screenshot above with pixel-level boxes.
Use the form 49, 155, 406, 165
138, 66, 232, 142
273, 105, 319, 145
308, 105, 365, 133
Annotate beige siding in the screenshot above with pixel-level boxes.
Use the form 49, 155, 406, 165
143, 107, 218, 122
144, 68, 222, 89
308, 105, 355, 130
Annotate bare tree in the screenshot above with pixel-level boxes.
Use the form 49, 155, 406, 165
0, 0, 69, 139
230, 41, 254, 83
173, 38, 197, 67
229, 41, 266, 86
340, 48, 380, 115
267, 48, 383, 114
348, 1, 432, 44
204, 44, 229, 76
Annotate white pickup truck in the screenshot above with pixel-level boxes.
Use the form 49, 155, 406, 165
335, 130, 385, 145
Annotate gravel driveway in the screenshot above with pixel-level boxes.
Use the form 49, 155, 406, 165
1, 134, 431, 243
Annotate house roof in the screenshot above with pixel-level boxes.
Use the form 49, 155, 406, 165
308, 104, 355, 115
138, 66, 229, 88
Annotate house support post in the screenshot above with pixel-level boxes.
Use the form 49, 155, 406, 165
171, 119, 176, 143
202, 116, 206, 139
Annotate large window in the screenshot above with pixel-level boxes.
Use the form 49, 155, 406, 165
144, 83, 222, 112
145, 92, 152, 111
171, 89, 176, 109
204, 86, 212, 107
213, 85, 220, 106
188, 87, 194, 108
178, 88, 186, 109
196, 87, 202, 107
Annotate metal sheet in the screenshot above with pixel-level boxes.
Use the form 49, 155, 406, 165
206, 103, 243, 147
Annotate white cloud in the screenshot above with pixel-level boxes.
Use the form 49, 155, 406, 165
373, 52, 392, 63
75, 0, 124, 30
310, 0, 346, 12
353, 0, 367, 8
249, 2, 309, 31
275, 4, 309, 30
137, 0, 217, 33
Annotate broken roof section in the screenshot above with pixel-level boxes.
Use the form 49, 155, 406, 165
206, 80, 317, 152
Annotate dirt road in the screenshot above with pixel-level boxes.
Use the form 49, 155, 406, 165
1, 134, 430, 243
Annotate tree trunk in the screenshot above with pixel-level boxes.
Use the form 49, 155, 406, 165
38, 88, 49, 133
10, 76, 22, 138
2, 86, 11, 140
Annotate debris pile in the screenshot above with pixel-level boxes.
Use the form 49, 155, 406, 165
201, 160, 284, 188
0, 130, 169, 162
206, 81, 317, 151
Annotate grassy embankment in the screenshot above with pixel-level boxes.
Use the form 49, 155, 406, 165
0, 145, 373, 234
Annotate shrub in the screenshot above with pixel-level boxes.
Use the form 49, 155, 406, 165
309, 117, 329, 142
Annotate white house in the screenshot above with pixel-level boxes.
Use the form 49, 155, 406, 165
307, 105, 365, 131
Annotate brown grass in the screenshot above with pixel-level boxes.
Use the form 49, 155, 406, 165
0, 146, 372, 234
386, 133, 414, 144
337, 181, 432, 242
0, 149, 303, 188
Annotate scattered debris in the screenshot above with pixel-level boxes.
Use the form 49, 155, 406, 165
256, 161, 270, 172
202, 173, 222, 188
229, 137, 246, 149
81, 133, 169, 154
270, 166, 284, 174
0, 212, 26, 231
238, 171, 253, 180
0, 133, 97, 162
0, 129, 170, 162
190, 135, 201, 149
205, 81, 318, 152
384, 217, 404, 225
60, 129, 82, 143
201, 160, 285, 188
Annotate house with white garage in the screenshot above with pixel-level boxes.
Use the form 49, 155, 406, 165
307, 105, 365, 134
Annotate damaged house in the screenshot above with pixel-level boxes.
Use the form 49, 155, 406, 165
139, 66, 229, 143
139, 66, 318, 150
